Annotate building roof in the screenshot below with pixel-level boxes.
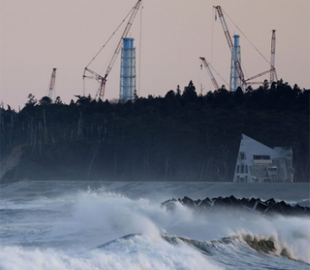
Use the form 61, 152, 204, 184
238, 134, 282, 165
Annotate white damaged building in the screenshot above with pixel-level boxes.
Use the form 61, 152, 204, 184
233, 134, 294, 183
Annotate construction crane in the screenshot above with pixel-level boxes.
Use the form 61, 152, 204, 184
200, 57, 220, 90
48, 68, 57, 99
241, 30, 278, 85
214, 6, 277, 88
270, 30, 278, 84
83, 0, 142, 100
214, 6, 246, 89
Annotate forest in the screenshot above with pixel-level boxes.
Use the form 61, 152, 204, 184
0, 80, 309, 182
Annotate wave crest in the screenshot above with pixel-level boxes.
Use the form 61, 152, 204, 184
163, 233, 309, 265
240, 234, 294, 259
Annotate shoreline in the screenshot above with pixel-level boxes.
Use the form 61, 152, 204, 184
1, 180, 309, 203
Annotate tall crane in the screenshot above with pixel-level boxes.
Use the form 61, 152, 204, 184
200, 57, 220, 90
214, 6, 277, 88
241, 30, 278, 85
83, 0, 142, 100
270, 30, 277, 84
214, 6, 246, 89
48, 68, 57, 99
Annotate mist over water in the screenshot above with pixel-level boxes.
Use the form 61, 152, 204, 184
0, 181, 309, 270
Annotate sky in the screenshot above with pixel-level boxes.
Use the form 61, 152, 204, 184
0, 0, 309, 110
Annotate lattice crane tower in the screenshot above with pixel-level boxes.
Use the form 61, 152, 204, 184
214, 6, 246, 91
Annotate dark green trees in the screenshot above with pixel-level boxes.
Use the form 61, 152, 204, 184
0, 81, 309, 182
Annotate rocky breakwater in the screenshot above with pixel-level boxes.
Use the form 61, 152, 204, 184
161, 196, 310, 217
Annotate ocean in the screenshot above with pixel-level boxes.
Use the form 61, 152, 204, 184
0, 181, 309, 270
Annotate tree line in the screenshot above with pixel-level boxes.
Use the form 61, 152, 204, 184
0, 80, 309, 182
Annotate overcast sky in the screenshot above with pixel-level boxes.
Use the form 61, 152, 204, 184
1, 0, 309, 110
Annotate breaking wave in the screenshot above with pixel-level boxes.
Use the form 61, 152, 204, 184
0, 184, 309, 270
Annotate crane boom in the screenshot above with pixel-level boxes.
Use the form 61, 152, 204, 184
214, 6, 233, 50
245, 68, 275, 82
214, 6, 246, 88
84, 0, 142, 100
48, 68, 57, 99
104, 0, 141, 79
200, 57, 220, 90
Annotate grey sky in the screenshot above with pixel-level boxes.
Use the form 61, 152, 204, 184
1, 0, 309, 109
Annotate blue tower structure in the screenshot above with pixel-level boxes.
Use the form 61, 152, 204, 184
230, 35, 241, 92
120, 38, 136, 102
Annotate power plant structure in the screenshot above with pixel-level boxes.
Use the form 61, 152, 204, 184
270, 30, 277, 84
120, 38, 136, 102
230, 35, 241, 92
48, 68, 57, 99
200, 6, 278, 93
83, 0, 141, 100
83, 2, 277, 101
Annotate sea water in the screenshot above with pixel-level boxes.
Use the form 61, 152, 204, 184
0, 181, 309, 270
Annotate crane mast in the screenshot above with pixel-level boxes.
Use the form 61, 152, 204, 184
48, 68, 57, 99
200, 57, 219, 90
214, 6, 246, 89
83, 0, 142, 100
270, 29, 277, 83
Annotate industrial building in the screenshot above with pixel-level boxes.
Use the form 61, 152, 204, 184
230, 35, 241, 92
233, 134, 294, 183
120, 38, 136, 102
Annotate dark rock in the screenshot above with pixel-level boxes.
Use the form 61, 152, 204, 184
229, 195, 245, 209
161, 199, 177, 211
279, 200, 288, 207
212, 197, 226, 207
265, 203, 285, 216
199, 198, 212, 208
265, 198, 276, 205
249, 198, 258, 208
194, 199, 202, 206
181, 196, 195, 207
293, 205, 305, 215
240, 198, 251, 208
161, 196, 309, 217
254, 200, 268, 213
